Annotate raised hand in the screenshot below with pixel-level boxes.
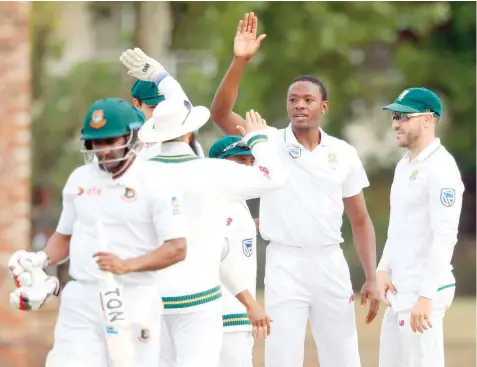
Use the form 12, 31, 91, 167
234, 12, 267, 60
119, 48, 167, 82
236, 109, 267, 137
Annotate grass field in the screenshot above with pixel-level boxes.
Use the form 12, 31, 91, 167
252, 295, 476, 367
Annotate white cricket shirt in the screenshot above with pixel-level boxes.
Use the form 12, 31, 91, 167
220, 201, 257, 332
259, 125, 370, 248
56, 157, 187, 285
378, 138, 464, 310
149, 131, 286, 314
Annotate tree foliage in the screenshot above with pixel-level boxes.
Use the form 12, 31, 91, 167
170, 1, 475, 174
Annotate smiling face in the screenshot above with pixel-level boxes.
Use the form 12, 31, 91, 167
287, 81, 328, 130
391, 113, 432, 148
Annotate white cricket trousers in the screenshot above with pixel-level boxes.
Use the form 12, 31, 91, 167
219, 331, 254, 367
264, 242, 360, 367
379, 286, 455, 367
45, 280, 162, 367
159, 301, 223, 367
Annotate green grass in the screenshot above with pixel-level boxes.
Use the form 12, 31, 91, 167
253, 294, 476, 367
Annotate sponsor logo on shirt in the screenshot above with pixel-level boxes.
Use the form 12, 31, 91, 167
328, 152, 339, 170
242, 238, 253, 257
259, 166, 270, 177
349, 292, 355, 303
226, 217, 233, 227
288, 146, 301, 159
121, 187, 137, 202
78, 186, 101, 196
440, 188, 456, 207
171, 196, 181, 215
399, 320, 405, 327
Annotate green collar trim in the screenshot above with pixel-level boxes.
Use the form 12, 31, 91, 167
149, 154, 200, 163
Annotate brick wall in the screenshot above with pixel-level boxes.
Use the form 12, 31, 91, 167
0, 3, 45, 367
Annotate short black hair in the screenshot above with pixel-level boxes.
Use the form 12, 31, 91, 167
291, 75, 328, 101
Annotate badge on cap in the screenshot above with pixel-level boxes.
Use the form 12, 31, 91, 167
440, 188, 455, 207
90, 110, 107, 129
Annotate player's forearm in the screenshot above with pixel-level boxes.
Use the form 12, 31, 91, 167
351, 216, 377, 280
154, 73, 190, 102
235, 289, 259, 310
124, 238, 186, 272
44, 232, 71, 266
210, 57, 248, 129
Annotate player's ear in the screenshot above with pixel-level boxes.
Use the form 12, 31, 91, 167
321, 100, 329, 115
132, 98, 141, 108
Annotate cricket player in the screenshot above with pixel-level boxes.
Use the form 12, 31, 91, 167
120, 49, 282, 367
209, 136, 257, 367
376, 88, 464, 367
8, 98, 188, 367
210, 12, 380, 367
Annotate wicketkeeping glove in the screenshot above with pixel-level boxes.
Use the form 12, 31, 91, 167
10, 269, 60, 311
8, 250, 49, 288
119, 48, 168, 82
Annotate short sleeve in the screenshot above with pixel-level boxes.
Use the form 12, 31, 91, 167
56, 172, 77, 235
342, 146, 370, 198
149, 181, 188, 245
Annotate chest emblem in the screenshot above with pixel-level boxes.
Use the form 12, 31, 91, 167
242, 238, 253, 257
171, 196, 181, 215
327, 152, 339, 170
409, 169, 419, 182
121, 187, 137, 202
288, 146, 301, 159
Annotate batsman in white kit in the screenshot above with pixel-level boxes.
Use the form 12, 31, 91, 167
120, 48, 284, 367
211, 13, 380, 367
8, 98, 188, 367
209, 136, 259, 367
377, 88, 464, 367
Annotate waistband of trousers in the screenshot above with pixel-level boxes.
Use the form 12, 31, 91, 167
161, 285, 222, 310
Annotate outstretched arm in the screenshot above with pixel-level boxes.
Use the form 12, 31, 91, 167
210, 12, 266, 135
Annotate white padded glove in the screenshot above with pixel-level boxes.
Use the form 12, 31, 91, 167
119, 48, 167, 82
8, 250, 49, 288
10, 269, 60, 311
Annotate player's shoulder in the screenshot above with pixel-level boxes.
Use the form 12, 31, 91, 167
427, 144, 463, 184
65, 164, 95, 184
324, 132, 360, 158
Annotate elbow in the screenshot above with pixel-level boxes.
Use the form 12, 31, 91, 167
351, 213, 373, 231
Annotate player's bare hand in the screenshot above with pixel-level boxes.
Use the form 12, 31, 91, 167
376, 270, 397, 307
360, 278, 380, 324
410, 297, 433, 333
246, 299, 272, 339
94, 252, 128, 275
237, 110, 267, 137
234, 12, 266, 60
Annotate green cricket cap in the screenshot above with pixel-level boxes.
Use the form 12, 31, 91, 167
208, 136, 253, 159
382, 87, 442, 117
130, 80, 165, 106
81, 98, 145, 140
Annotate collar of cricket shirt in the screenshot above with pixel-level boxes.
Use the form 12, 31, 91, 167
405, 138, 442, 163
149, 141, 200, 164
284, 124, 329, 149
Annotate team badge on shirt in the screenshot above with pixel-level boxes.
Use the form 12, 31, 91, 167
90, 109, 107, 129
328, 153, 339, 170
440, 188, 455, 207
171, 196, 181, 215
121, 187, 137, 202
409, 169, 419, 181
242, 238, 253, 257
288, 146, 301, 159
